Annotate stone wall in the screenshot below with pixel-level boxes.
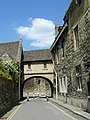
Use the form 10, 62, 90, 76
58, 8, 90, 109
0, 77, 19, 117
51, 6, 90, 110
67, 7, 90, 99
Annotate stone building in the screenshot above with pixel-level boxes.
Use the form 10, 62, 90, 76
0, 40, 23, 116
23, 49, 54, 97
0, 40, 23, 100
50, 0, 90, 110
0, 40, 23, 63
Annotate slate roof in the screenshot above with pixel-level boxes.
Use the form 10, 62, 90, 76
23, 49, 53, 62
0, 40, 22, 62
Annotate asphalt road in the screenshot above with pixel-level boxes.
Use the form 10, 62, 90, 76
8, 98, 77, 120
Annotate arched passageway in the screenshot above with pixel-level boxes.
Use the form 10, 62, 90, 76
22, 76, 53, 98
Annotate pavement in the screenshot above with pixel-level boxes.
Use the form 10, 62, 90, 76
0, 101, 24, 120
49, 98, 90, 120
1, 98, 90, 120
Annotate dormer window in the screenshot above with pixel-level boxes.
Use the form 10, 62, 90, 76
1, 53, 12, 62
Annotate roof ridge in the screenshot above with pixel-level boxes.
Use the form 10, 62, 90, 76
0, 40, 20, 44
24, 49, 50, 52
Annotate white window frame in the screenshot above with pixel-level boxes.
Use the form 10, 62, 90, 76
76, 65, 82, 91
59, 76, 67, 93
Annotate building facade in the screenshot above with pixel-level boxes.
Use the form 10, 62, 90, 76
51, 0, 90, 110
23, 49, 54, 97
0, 40, 23, 100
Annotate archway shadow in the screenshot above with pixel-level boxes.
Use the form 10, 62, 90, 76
22, 76, 53, 99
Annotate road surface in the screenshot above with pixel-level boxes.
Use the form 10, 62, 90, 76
8, 98, 77, 120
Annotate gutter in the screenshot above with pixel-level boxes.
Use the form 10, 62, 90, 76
17, 40, 22, 101
88, 0, 90, 7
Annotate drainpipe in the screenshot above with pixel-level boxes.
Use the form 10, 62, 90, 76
54, 69, 58, 99
88, 0, 90, 7
18, 39, 22, 101
19, 63, 21, 101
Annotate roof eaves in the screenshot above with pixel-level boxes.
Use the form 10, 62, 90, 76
0, 40, 20, 45
23, 59, 52, 62
50, 22, 68, 51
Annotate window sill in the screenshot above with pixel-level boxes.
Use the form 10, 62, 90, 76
77, 89, 82, 92
56, 63, 60, 65
62, 57, 64, 60
74, 47, 80, 52
42, 68, 48, 70
88, 96, 90, 99
27, 69, 32, 71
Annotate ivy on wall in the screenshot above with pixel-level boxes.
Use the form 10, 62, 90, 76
0, 59, 19, 83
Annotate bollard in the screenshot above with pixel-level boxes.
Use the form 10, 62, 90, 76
27, 92, 29, 101
46, 96, 48, 101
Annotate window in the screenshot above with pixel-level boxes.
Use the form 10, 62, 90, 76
59, 78, 63, 93
61, 39, 65, 57
59, 76, 67, 93
28, 64, 31, 69
76, 0, 82, 6
44, 63, 47, 69
38, 80, 40, 84
74, 25, 80, 49
55, 47, 60, 64
76, 65, 82, 90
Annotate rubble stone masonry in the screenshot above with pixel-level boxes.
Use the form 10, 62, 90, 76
61, 7, 90, 109
0, 77, 19, 117
51, 1, 90, 110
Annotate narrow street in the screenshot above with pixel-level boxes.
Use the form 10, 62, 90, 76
8, 98, 77, 120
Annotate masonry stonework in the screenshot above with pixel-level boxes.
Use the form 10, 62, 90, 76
51, 0, 90, 110
23, 78, 51, 97
0, 77, 19, 117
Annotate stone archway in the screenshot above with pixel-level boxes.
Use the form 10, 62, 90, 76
22, 76, 53, 98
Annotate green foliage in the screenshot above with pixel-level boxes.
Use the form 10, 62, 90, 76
0, 59, 19, 82
0, 60, 12, 80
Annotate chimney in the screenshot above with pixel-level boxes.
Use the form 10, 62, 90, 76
55, 25, 62, 37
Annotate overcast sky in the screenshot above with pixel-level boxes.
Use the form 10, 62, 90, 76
0, 0, 71, 50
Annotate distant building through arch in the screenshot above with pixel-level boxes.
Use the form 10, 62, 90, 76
22, 76, 53, 98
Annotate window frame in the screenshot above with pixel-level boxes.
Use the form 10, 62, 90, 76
61, 39, 65, 58
74, 25, 80, 50
76, 0, 82, 5
76, 65, 82, 91
28, 64, 31, 70
55, 47, 60, 64
59, 76, 67, 93
44, 63, 47, 69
